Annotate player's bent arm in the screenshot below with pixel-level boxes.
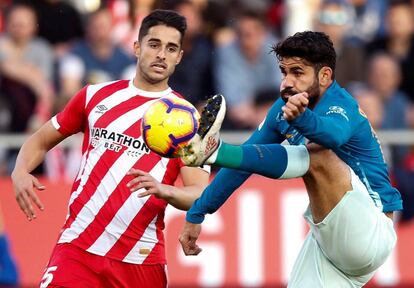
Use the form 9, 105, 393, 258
168, 166, 210, 211
129, 166, 209, 211
12, 121, 67, 176
11, 121, 67, 220
289, 108, 352, 148
186, 102, 286, 224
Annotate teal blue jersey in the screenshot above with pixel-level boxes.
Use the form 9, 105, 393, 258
187, 81, 402, 224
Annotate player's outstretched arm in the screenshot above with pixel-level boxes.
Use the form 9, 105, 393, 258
11, 121, 67, 221
128, 166, 209, 211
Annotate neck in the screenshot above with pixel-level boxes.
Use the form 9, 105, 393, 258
133, 73, 169, 92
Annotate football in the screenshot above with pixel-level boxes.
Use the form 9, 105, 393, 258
141, 97, 200, 157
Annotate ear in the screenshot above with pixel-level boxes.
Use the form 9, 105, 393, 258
176, 50, 184, 65
318, 66, 333, 87
133, 41, 140, 58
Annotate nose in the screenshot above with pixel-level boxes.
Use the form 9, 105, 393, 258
157, 48, 166, 60
281, 75, 294, 89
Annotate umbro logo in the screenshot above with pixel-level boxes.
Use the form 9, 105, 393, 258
95, 105, 108, 113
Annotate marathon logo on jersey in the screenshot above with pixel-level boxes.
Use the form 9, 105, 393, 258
326, 106, 349, 121
90, 127, 150, 156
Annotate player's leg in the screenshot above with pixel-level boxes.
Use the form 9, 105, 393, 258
181, 95, 310, 179
39, 243, 101, 288
289, 144, 396, 287
103, 261, 167, 288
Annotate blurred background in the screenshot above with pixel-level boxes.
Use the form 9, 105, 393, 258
0, 0, 414, 287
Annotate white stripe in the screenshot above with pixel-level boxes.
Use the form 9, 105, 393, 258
51, 116, 60, 130
85, 81, 119, 106
86, 158, 169, 257
122, 215, 159, 264
280, 145, 310, 179
238, 190, 263, 286
58, 102, 157, 243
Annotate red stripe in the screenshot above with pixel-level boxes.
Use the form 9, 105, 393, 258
142, 214, 166, 264
85, 80, 129, 115
104, 195, 168, 260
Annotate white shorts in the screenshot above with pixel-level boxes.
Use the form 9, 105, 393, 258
288, 169, 397, 288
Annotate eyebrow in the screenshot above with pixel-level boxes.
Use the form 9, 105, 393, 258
147, 38, 180, 49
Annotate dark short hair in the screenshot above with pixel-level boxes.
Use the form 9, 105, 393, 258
138, 9, 187, 45
272, 31, 336, 78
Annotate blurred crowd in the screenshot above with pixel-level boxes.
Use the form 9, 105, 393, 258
0, 0, 413, 219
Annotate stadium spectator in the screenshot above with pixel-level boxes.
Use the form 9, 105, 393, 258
284, 0, 322, 37
30, 0, 84, 57
108, 0, 157, 55
0, 205, 19, 286
345, 0, 387, 45
214, 8, 281, 129
351, 84, 392, 164
0, 3, 54, 173
58, 7, 135, 109
367, 53, 411, 166
168, 0, 214, 108
366, 0, 414, 101
11, 10, 209, 287
315, 0, 366, 87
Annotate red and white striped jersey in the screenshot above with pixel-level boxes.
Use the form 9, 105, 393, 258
51, 79, 185, 264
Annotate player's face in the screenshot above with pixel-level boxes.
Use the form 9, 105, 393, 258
279, 57, 321, 105
134, 25, 183, 86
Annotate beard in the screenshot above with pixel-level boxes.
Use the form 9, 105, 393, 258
280, 78, 320, 108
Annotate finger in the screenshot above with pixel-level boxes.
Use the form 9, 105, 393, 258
126, 177, 142, 188
32, 177, 46, 190
282, 106, 294, 120
138, 189, 154, 197
27, 189, 44, 211
16, 194, 32, 220
17, 192, 35, 220
130, 180, 155, 192
127, 168, 147, 176
297, 94, 309, 107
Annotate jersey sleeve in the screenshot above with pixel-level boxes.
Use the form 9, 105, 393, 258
288, 101, 357, 148
52, 85, 88, 136
186, 100, 285, 224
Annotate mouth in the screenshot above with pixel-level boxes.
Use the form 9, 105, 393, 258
280, 89, 297, 102
151, 62, 167, 72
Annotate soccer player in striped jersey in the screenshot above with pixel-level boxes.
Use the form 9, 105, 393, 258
179, 32, 401, 287
11, 10, 209, 288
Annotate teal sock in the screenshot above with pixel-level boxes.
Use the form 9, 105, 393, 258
214, 143, 309, 179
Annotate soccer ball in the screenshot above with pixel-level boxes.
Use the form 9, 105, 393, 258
142, 97, 200, 158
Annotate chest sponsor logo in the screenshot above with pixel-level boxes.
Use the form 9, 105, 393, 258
91, 127, 150, 156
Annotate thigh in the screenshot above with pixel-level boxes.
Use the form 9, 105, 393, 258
305, 169, 396, 277
288, 232, 358, 288
40, 243, 101, 288
103, 261, 167, 288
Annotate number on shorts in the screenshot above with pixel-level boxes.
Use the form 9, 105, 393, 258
40, 266, 58, 288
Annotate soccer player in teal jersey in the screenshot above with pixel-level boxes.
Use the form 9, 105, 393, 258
178, 31, 401, 287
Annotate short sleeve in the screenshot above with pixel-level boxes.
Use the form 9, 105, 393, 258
52, 85, 88, 136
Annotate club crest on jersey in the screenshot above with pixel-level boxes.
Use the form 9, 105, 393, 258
91, 127, 150, 156
326, 106, 349, 121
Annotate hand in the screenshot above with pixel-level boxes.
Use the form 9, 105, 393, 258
11, 172, 45, 221
126, 168, 171, 199
282, 92, 309, 121
179, 221, 202, 255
